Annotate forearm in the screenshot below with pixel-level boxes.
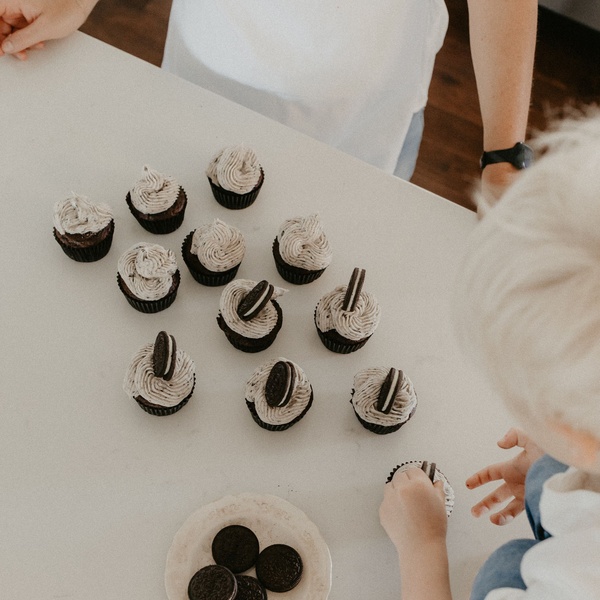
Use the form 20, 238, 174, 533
398, 541, 452, 600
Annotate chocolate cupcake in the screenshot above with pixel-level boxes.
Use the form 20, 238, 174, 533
126, 165, 187, 234
272, 214, 332, 284
123, 331, 196, 416
245, 358, 313, 431
117, 242, 180, 313
314, 267, 380, 353
53, 193, 114, 262
234, 575, 267, 600
386, 460, 455, 517
255, 544, 303, 592
217, 279, 286, 352
188, 565, 237, 600
351, 367, 417, 434
182, 219, 246, 286
206, 144, 264, 209
212, 525, 260, 574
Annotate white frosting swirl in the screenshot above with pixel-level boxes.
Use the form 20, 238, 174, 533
206, 145, 262, 194
53, 193, 113, 235
130, 165, 180, 214
123, 342, 195, 407
352, 367, 417, 426
315, 285, 380, 341
277, 214, 332, 270
219, 279, 287, 339
117, 242, 178, 301
245, 357, 312, 426
191, 219, 246, 272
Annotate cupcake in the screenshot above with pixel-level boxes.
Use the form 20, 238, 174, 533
117, 242, 180, 313
123, 331, 195, 416
182, 219, 246, 286
245, 358, 313, 431
52, 193, 114, 262
272, 214, 332, 284
188, 565, 237, 600
351, 367, 417, 434
206, 144, 264, 209
212, 525, 260, 574
314, 267, 380, 353
126, 165, 187, 234
217, 279, 286, 352
255, 544, 303, 592
386, 460, 455, 517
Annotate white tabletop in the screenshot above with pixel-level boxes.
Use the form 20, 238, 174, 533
0, 33, 529, 599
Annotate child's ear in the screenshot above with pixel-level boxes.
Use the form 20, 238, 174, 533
547, 419, 600, 470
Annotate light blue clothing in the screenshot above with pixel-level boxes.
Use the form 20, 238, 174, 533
394, 108, 425, 181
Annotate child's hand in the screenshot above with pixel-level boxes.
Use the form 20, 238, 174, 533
379, 466, 448, 557
466, 427, 544, 525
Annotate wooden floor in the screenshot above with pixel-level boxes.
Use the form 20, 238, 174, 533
80, 0, 600, 211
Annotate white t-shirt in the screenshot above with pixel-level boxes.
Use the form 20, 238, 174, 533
162, 1, 448, 173
486, 468, 600, 599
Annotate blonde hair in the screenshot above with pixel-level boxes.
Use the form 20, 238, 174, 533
454, 108, 600, 439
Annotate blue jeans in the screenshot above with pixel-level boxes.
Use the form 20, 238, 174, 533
393, 108, 425, 181
470, 455, 568, 600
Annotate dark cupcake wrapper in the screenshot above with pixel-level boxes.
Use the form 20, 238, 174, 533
53, 221, 115, 262
181, 231, 241, 286
245, 390, 313, 431
134, 376, 195, 416
126, 189, 187, 234
350, 391, 417, 435
208, 168, 264, 210
117, 270, 180, 313
272, 238, 326, 285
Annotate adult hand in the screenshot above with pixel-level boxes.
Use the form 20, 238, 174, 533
477, 162, 522, 218
466, 427, 545, 525
0, 0, 97, 60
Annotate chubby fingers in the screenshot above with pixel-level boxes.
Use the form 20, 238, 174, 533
470, 481, 512, 517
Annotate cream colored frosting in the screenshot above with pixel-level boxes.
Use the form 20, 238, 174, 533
245, 357, 312, 426
130, 165, 180, 214
118, 242, 178, 301
277, 214, 332, 270
123, 342, 195, 407
352, 367, 417, 426
315, 285, 380, 341
206, 144, 261, 194
53, 193, 113, 235
219, 279, 286, 339
191, 219, 246, 272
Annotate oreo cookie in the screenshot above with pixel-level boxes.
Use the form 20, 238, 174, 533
234, 575, 267, 600
188, 565, 237, 600
342, 267, 366, 312
421, 460, 437, 484
255, 544, 303, 593
211, 524, 260, 574
152, 331, 177, 381
265, 361, 296, 408
237, 280, 275, 321
376, 368, 402, 414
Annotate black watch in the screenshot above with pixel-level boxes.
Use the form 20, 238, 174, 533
480, 142, 533, 170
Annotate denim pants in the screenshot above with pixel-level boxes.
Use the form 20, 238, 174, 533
469, 455, 568, 600
393, 108, 425, 181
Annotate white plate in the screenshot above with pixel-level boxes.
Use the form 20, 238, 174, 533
165, 493, 332, 599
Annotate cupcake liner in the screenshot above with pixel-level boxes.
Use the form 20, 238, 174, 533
126, 189, 187, 234
350, 391, 417, 434
208, 169, 264, 210
117, 270, 180, 313
272, 239, 325, 285
134, 376, 196, 416
53, 221, 115, 262
181, 231, 240, 286
245, 390, 313, 431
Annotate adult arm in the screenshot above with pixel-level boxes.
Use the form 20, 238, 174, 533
467, 0, 538, 210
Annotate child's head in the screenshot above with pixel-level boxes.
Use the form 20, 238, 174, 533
454, 108, 600, 471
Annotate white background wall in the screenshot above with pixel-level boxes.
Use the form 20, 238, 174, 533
540, 0, 600, 30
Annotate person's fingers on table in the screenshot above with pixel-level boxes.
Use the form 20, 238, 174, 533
465, 461, 507, 490
489, 497, 525, 526
470, 481, 513, 518
497, 427, 529, 451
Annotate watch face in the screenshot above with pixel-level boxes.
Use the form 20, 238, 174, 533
515, 143, 534, 169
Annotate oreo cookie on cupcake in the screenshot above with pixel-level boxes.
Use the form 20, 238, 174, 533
117, 242, 180, 313
245, 357, 313, 431
255, 544, 303, 592
351, 367, 417, 434
217, 279, 286, 352
182, 219, 246, 286
272, 214, 332, 284
206, 144, 264, 209
314, 267, 381, 353
386, 460, 455, 517
53, 193, 114, 262
188, 565, 237, 600
123, 331, 195, 416
126, 165, 187, 234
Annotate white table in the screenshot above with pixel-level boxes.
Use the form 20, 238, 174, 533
0, 33, 529, 599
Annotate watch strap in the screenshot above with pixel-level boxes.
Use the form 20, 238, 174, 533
480, 142, 533, 170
